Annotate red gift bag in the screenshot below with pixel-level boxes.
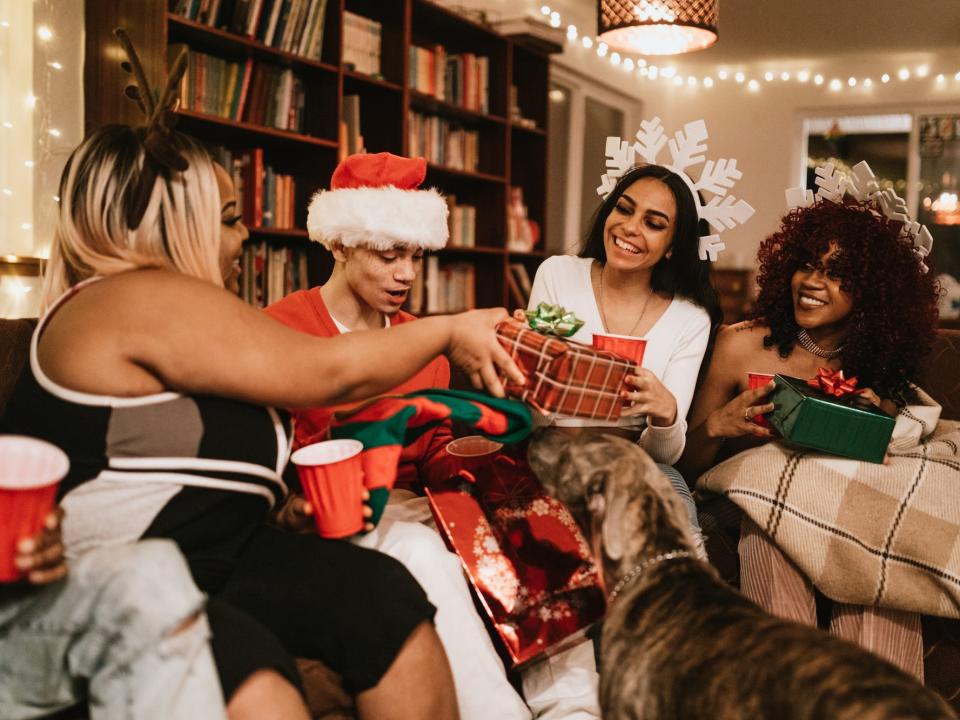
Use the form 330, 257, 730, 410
426, 454, 606, 667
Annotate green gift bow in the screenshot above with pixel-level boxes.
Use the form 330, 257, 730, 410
524, 302, 585, 338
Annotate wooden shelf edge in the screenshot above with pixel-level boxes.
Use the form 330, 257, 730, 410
342, 68, 403, 92
510, 122, 546, 136
426, 163, 505, 184
246, 228, 310, 239
167, 13, 340, 74
441, 246, 505, 256
409, 90, 506, 125
175, 109, 339, 148
412, 0, 508, 43
507, 249, 547, 258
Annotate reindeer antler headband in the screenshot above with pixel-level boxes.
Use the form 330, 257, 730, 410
597, 117, 755, 262
113, 28, 189, 230
785, 161, 934, 273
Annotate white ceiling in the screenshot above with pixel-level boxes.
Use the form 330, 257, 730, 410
679, 0, 960, 66
530, 0, 960, 66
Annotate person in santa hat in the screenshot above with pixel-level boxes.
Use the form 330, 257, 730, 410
265, 152, 533, 720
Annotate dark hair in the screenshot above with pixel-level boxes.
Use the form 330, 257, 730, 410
755, 198, 940, 402
579, 164, 722, 327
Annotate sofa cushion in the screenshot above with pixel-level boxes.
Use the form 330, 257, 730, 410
0, 318, 35, 417
917, 329, 960, 421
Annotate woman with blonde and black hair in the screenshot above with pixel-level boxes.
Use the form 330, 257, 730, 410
2, 37, 524, 717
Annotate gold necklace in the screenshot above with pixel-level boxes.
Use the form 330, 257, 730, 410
598, 263, 653, 336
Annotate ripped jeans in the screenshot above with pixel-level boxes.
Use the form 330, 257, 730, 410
0, 540, 226, 720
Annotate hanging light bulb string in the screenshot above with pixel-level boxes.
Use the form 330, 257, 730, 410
540, 5, 960, 96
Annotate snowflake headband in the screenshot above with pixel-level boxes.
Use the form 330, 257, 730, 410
785, 161, 934, 273
597, 117, 755, 262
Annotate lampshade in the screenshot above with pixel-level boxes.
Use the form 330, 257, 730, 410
598, 0, 718, 56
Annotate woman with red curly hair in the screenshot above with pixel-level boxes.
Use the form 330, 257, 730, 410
679, 196, 939, 478
678, 194, 940, 679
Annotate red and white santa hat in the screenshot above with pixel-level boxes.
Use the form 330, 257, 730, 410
307, 152, 449, 251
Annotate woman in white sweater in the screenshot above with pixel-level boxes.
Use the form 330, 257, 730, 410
520, 164, 720, 720
527, 164, 721, 551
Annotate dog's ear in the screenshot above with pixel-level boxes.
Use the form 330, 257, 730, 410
599, 472, 631, 561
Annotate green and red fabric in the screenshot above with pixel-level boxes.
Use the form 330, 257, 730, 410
327, 389, 532, 523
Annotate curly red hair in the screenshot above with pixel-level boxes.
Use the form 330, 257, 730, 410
754, 198, 940, 403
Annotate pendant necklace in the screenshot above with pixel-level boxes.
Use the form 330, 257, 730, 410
796, 328, 843, 360
598, 263, 652, 337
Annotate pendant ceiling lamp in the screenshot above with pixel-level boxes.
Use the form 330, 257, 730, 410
598, 0, 719, 56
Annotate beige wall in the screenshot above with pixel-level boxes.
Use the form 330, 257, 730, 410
635, 50, 960, 268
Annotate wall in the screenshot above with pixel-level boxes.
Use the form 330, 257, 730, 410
635, 49, 960, 268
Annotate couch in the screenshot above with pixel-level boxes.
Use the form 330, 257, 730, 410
700, 328, 960, 711
3, 318, 959, 714
0, 318, 353, 720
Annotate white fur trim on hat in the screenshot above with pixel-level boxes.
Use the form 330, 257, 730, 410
306, 186, 449, 251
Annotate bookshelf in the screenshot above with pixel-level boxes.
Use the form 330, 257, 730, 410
83, 0, 554, 311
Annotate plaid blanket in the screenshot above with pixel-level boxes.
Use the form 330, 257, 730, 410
699, 392, 960, 618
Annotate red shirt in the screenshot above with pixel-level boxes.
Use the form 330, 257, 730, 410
264, 288, 456, 491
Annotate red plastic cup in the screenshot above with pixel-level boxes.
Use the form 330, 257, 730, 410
593, 333, 647, 406
747, 372, 776, 427
445, 435, 504, 476
0, 436, 69, 582
291, 440, 365, 539
592, 333, 647, 366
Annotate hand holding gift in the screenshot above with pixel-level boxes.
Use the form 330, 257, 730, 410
620, 369, 678, 425
448, 308, 527, 397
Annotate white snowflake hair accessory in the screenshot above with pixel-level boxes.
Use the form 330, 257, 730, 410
597, 117, 755, 262
786, 160, 934, 273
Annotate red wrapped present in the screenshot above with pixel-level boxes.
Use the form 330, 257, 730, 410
426, 454, 606, 667
496, 319, 634, 422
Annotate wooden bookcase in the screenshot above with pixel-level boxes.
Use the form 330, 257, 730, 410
83, 0, 553, 312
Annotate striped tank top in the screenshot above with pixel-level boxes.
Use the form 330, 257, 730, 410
1, 280, 292, 589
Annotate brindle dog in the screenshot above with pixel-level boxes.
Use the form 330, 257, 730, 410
528, 430, 955, 720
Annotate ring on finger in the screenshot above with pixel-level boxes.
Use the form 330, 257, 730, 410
744, 409, 752, 422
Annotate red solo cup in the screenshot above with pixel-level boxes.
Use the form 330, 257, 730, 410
445, 435, 504, 475
291, 440, 365, 539
593, 333, 647, 407
747, 372, 776, 427
592, 333, 647, 366
0, 436, 69, 582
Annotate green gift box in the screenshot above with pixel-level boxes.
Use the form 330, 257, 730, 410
766, 374, 895, 464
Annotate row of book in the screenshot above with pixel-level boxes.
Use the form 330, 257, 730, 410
339, 94, 365, 160
445, 196, 477, 248
406, 257, 476, 315
408, 45, 490, 114
174, 47, 306, 132
240, 241, 310, 307
408, 112, 479, 173
343, 11, 382, 77
212, 147, 297, 229
171, 0, 329, 60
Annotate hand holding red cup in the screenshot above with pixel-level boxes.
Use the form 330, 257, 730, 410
0, 436, 69, 583
291, 439, 366, 539
747, 372, 776, 427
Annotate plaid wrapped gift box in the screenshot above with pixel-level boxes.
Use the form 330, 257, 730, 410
496, 319, 635, 422
426, 455, 606, 667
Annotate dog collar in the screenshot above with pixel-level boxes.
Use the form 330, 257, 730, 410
608, 550, 695, 603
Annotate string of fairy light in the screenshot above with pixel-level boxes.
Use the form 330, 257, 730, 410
0, 16, 63, 241
540, 5, 960, 94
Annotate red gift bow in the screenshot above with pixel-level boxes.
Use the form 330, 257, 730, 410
806, 368, 861, 398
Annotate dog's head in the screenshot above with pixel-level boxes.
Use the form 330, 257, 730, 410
528, 430, 696, 577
